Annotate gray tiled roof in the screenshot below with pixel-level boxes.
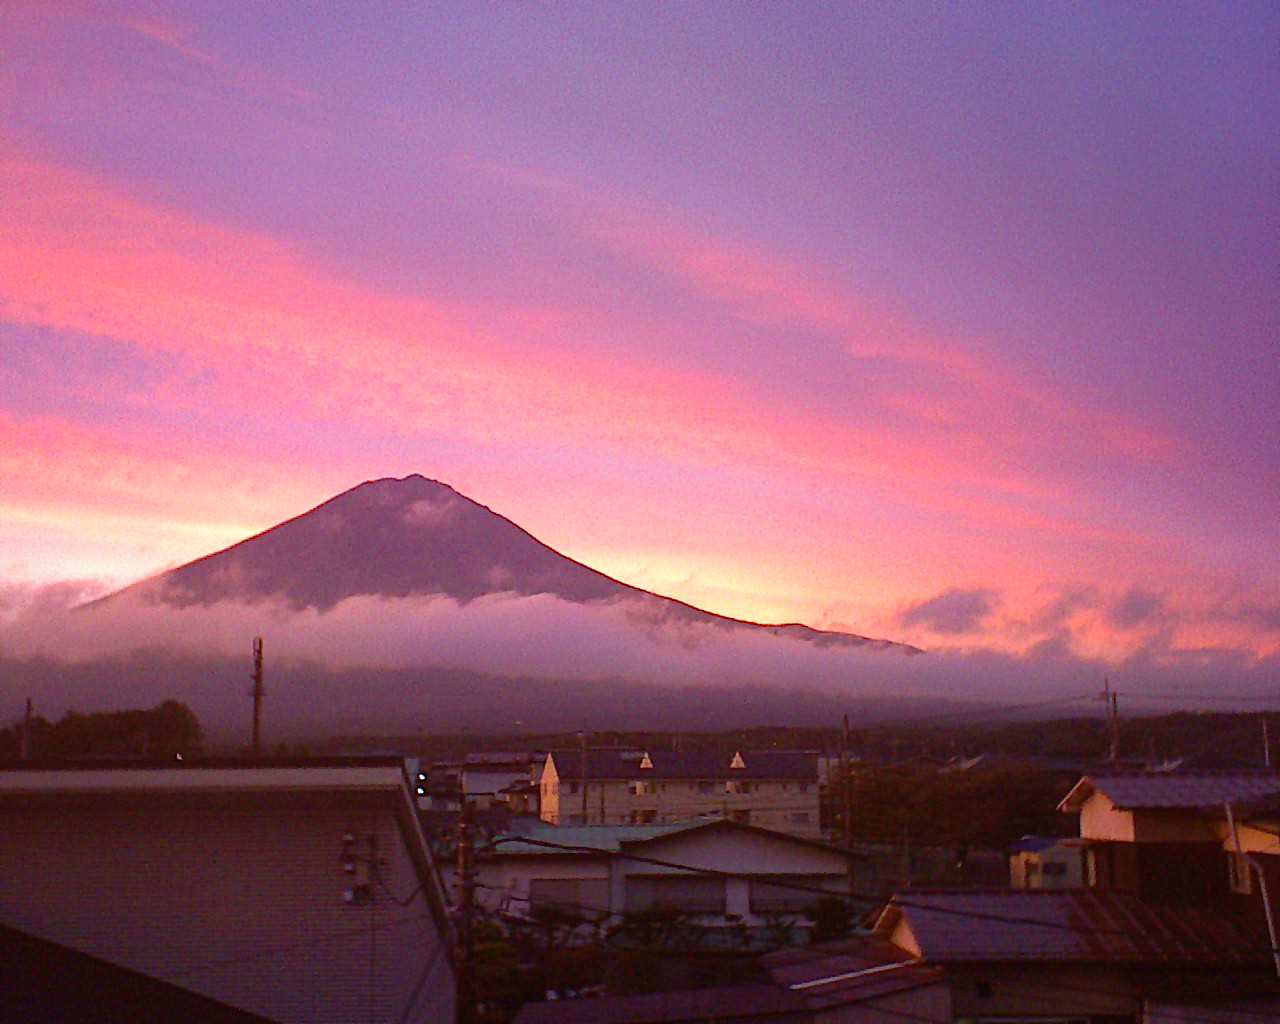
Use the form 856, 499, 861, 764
548, 749, 818, 781
1063, 773, 1280, 811
877, 889, 1270, 965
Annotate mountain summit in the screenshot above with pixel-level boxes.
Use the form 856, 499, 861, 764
111, 474, 915, 652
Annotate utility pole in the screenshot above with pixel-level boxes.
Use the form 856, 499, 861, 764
1110, 690, 1120, 764
456, 800, 475, 1024
18, 698, 32, 761
1101, 678, 1120, 764
579, 729, 589, 825
250, 637, 265, 755
842, 714, 854, 849
1265, 718, 1272, 769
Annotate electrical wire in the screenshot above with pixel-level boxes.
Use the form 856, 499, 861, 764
484, 833, 1280, 950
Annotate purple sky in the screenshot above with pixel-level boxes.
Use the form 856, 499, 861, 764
1, 1, 1277, 673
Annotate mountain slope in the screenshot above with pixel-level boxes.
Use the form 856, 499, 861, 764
100, 474, 917, 653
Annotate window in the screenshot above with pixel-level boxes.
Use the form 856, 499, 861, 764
731, 809, 750, 824
799, 783, 810, 793
1043, 861, 1067, 878
529, 877, 609, 915
749, 874, 845, 913
725, 780, 752, 795
568, 782, 579, 794
627, 875, 725, 914
629, 780, 656, 795
788, 812, 810, 824
697, 781, 714, 794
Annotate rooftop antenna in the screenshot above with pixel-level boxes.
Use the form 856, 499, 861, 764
251, 637, 265, 755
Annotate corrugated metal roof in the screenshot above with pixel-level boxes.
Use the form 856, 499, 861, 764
877, 889, 1271, 964
487, 822, 702, 856
549, 749, 818, 781
761, 937, 945, 1011
1061, 773, 1280, 811
512, 984, 809, 1024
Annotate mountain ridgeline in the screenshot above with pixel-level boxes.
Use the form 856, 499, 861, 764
103, 474, 916, 653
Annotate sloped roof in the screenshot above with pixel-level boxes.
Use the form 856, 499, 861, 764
875, 889, 1271, 965
0, 921, 278, 1023
486, 822, 702, 856
548, 749, 817, 781
761, 935, 944, 1010
1058, 773, 1280, 813
486, 818, 860, 860
512, 984, 809, 1024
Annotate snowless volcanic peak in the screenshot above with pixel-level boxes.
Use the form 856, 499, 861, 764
146, 474, 624, 609
108, 474, 915, 651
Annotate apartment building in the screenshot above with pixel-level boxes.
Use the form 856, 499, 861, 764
539, 749, 821, 838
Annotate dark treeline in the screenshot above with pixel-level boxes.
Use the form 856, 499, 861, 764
315, 710, 1278, 768
0, 700, 203, 759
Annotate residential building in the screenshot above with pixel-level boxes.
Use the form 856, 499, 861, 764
539, 749, 821, 837
1056, 772, 1280, 905
0, 759, 456, 1024
1009, 835, 1088, 889
462, 751, 543, 810
477, 818, 858, 941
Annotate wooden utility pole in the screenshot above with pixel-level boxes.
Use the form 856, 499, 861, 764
842, 714, 854, 849
1110, 690, 1120, 764
1101, 678, 1120, 764
250, 637, 265, 755
1265, 718, 1272, 769
456, 801, 475, 1024
579, 730, 589, 825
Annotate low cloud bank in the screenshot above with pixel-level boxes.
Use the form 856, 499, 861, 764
0, 581, 1276, 737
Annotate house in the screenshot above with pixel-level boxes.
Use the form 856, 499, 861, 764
870, 887, 1276, 1020
477, 818, 859, 942
540, 749, 821, 837
462, 751, 543, 810
1057, 772, 1280, 904
1009, 835, 1088, 889
0, 758, 456, 1024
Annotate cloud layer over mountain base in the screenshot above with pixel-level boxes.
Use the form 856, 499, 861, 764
1, 583, 1275, 740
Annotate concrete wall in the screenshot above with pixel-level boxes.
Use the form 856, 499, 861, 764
0, 791, 454, 1024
